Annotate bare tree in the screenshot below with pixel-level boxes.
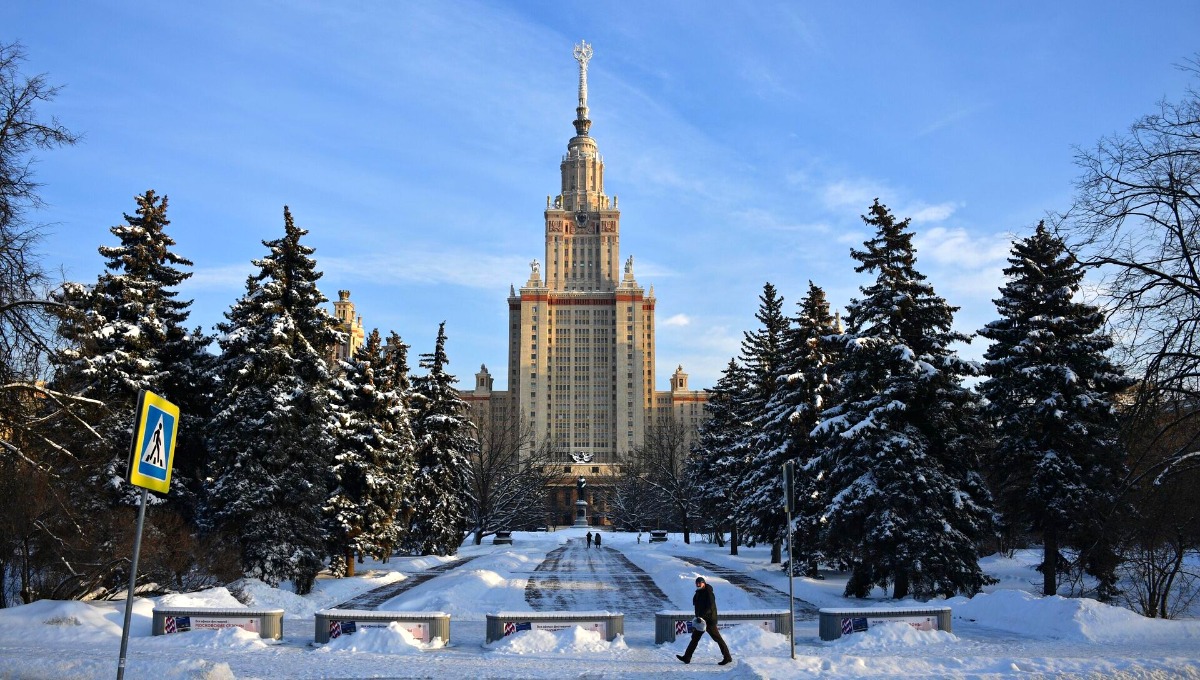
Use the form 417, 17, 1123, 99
1112, 393, 1200, 618
600, 452, 666, 531
1061, 57, 1200, 482
628, 417, 697, 542
464, 410, 556, 544
0, 41, 85, 468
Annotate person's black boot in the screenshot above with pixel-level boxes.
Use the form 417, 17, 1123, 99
718, 657, 733, 665
676, 654, 690, 664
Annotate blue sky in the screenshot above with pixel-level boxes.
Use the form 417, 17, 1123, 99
13, 1, 1200, 390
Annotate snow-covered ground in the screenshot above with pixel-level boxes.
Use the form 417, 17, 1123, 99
1, 528, 1197, 679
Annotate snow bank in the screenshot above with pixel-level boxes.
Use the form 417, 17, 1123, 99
143, 625, 269, 651
950, 589, 1200, 643
315, 621, 443, 654
488, 626, 629, 655
831, 621, 959, 651
0, 598, 154, 640
157, 585, 245, 610
383, 549, 546, 619
233, 577, 327, 618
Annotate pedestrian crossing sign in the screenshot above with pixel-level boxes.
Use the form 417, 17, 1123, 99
127, 390, 180, 493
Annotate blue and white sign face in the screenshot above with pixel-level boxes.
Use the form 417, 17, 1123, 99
136, 405, 174, 481
128, 390, 180, 493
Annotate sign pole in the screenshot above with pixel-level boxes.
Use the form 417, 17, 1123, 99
117, 487, 149, 680
782, 461, 796, 660
115, 389, 180, 680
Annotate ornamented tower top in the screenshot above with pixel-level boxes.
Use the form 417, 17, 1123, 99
573, 40, 593, 137
542, 41, 620, 291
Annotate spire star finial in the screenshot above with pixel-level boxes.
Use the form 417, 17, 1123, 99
572, 41, 594, 136
573, 41, 593, 108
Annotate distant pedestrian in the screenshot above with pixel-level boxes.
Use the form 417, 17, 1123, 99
637, 533, 642, 544
676, 576, 733, 666
594, 532, 601, 547
586, 531, 593, 548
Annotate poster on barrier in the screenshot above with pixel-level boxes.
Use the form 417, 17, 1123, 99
840, 615, 938, 636
165, 615, 260, 634
676, 618, 776, 635
502, 620, 606, 637
330, 620, 430, 642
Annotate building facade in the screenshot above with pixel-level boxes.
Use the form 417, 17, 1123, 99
331, 44, 709, 526
462, 42, 708, 525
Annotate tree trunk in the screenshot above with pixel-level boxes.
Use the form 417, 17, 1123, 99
893, 568, 909, 599
1043, 527, 1058, 596
730, 526, 740, 556
682, 511, 691, 544
344, 547, 356, 578
770, 539, 781, 564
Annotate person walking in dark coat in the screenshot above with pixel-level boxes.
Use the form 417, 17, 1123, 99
586, 531, 593, 548
677, 576, 733, 665
594, 532, 601, 547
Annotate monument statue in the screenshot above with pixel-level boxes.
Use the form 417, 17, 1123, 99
573, 475, 589, 527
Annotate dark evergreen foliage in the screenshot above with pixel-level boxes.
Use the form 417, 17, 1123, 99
813, 200, 994, 599
777, 283, 842, 575
979, 221, 1133, 598
688, 359, 752, 555
53, 191, 212, 513
404, 322, 474, 556
205, 206, 340, 594
324, 329, 417, 575
736, 283, 791, 561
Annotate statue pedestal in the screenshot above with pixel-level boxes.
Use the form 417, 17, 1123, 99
573, 499, 589, 527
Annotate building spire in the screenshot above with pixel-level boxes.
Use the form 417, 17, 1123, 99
572, 40, 593, 137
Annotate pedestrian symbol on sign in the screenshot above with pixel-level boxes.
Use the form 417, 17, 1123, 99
128, 391, 179, 494
142, 417, 165, 468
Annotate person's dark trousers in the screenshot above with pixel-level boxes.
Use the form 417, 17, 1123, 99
681, 623, 731, 662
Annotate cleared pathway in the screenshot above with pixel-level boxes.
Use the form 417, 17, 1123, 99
525, 539, 672, 616
333, 555, 481, 609
672, 553, 821, 620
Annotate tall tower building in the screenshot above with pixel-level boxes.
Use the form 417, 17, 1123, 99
461, 42, 707, 524
505, 40, 654, 464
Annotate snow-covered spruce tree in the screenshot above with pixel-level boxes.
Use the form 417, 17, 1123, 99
404, 322, 474, 556
206, 206, 340, 594
978, 221, 1133, 598
324, 329, 417, 576
53, 190, 213, 515
688, 358, 752, 555
383, 330, 418, 541
813, 199, 994, 599
773, 282, 842, 576
736, 283, 791, 562
41, 190, 212, 599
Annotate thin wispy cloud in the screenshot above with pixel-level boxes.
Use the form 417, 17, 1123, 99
821, 179, 892, 212
904, 201, 960, 224
662, 313, 691, 327
917, 103, 989, 137
730, 207, 830, 234
184, 264, 256, 292
914, 226, 1011, 269
321, 252, 530, 290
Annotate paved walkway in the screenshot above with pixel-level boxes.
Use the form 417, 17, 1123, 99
333, 555, 482, 609
525, 539, 672, 616
672, 554, 821, 620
